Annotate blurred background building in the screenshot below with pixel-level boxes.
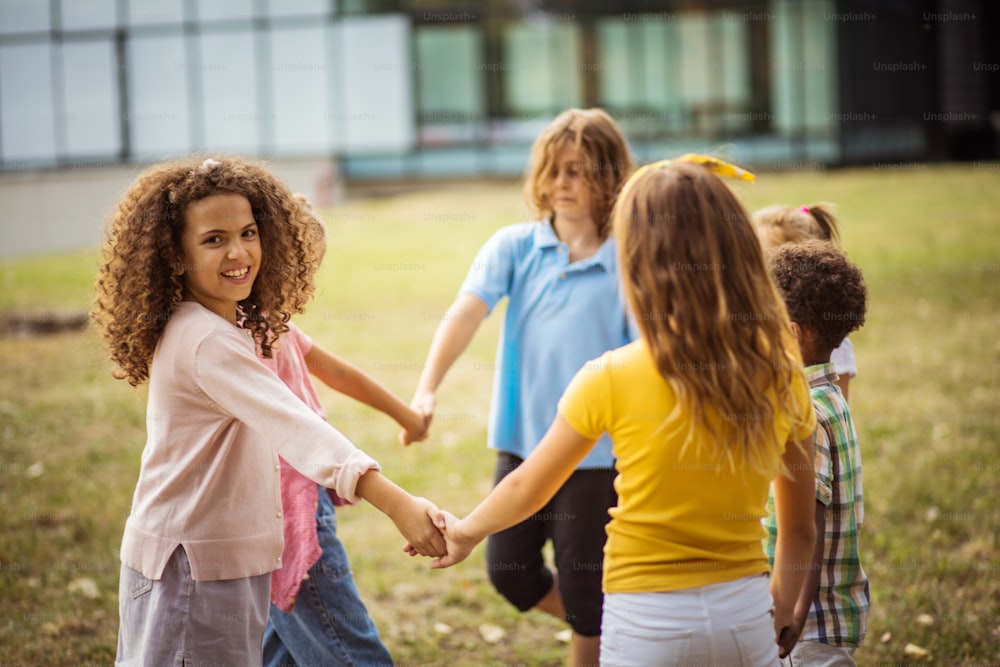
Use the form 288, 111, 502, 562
0, 0, 996, 180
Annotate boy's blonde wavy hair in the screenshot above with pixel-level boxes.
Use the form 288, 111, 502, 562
524, 108, 634, 239
92, 156, 325, 386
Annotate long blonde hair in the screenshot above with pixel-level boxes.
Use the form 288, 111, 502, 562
754, 202, 840, 249
613, 161, 809, 471
524, 108, 633, 239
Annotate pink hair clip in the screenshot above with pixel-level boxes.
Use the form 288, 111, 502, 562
799, 205, 811, 215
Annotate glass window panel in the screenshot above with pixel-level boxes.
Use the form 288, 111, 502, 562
415, 26, 482, 118
60, 40, 121, 157
504, 22, 581, 117
0, 43, 57, 161
549, 23, 581, 112
595, 19, 631, 109
60, 0, 117, 31
270, 25, 331, 154
266, 0, 329, 18
717, 14, 751, 131
640, 20, 684, 132
678, 14, 711, 108
195, 0, 256, 22
0, 0, 51, 35
127, 34, 192, 157
802, 0, 837, 132
127, 0, 185, 26
198, 30, 260, 153
334, 15, 415, 153
769, 0, 799, 134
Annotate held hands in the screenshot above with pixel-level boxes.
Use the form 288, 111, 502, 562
393, 495, 447, 558
399, 391, 435, 446
404, 510, 479, 569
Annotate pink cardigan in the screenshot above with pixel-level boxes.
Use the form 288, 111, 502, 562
119, 302, 379, 582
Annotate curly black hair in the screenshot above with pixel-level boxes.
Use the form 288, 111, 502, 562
767, 240, 868, 355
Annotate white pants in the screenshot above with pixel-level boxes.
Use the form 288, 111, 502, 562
601, 574, 778, 667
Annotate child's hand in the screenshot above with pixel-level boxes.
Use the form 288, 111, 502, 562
425, 510, 477, 569
399, 406, 431, 446
400, 391, 435, 446
773, 606, 803, 659
394, 496, 447, 558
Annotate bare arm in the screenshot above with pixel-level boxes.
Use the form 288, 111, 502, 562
798, 503, 825, 618
404, 293, 490, 444
304, 344, 428, 441
426, 416, 597, 568
355, 469, 446, 557
771, 437, 818, 657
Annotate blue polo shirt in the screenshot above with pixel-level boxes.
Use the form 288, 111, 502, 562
460, 219, 635, 469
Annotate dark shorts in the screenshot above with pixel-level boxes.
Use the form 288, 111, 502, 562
485, 452, 617, 637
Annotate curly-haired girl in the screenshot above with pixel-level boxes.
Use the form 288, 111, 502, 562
427, 157, 819, 665
92, 156, 444, 665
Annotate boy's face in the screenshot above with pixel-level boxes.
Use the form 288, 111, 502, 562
178, 193, 261, 322
546, 147, 593, 226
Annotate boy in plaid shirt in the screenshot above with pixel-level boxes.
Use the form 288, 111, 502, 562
764, 240, 870, 665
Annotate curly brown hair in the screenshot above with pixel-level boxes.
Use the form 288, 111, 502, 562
767, 240, 868, 356
91, 156, 325, 386
523, 108, 633, 239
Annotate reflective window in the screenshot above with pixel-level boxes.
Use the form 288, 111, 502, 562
270, 26, 330, 154
60, 40, 121, 157
503, 21, 581, 117
0, 43, 57, 162
334, 15, 414, 152
415, 25, 484, 145
195, 0, 256, 23
0, 0, 50, 35
265, 0, 330, 19
127, 34, 192, 157
126, 0, 185, 26
60, 0, 117, 31
198, 30, 260, 153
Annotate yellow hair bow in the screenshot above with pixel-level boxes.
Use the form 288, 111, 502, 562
631, 153, 755, 183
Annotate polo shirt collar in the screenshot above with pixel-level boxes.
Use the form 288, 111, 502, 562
537, 217, 617, 271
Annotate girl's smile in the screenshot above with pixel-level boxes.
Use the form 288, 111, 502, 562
179, 193, 261, 322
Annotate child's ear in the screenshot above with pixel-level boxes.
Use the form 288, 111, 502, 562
789, 321, 806, 348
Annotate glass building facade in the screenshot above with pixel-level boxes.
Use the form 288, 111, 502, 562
1, 0, 980, 179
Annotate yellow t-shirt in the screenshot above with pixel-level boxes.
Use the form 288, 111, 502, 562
558, 340, 815, 594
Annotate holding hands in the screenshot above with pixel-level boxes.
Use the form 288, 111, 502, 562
403, 510, 480, 569
399, 391, 435, 446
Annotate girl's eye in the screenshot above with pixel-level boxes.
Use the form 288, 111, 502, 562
205, 235, 222, 244
242, 228, 257, 239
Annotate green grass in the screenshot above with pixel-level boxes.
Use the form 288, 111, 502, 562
1, 167, 998, 665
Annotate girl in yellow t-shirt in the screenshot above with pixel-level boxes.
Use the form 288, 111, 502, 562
422, 156, 818, 666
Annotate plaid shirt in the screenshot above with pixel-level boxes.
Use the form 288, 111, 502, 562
765, 363, 870, 647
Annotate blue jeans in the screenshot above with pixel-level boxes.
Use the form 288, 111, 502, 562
263, 489, 393, 667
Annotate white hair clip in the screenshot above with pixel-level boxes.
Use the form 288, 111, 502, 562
199, 158, 221, 171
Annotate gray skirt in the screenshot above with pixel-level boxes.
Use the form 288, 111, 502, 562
116, 545, 270, 666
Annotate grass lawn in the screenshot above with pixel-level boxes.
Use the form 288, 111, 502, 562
0, 164, 998, 665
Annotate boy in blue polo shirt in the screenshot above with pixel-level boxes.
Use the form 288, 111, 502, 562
407, 108, 634, 666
